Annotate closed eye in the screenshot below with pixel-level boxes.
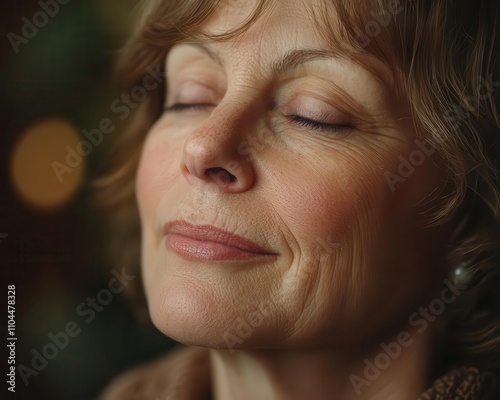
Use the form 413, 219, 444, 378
287, 115, 353, 134
164, 104, 353, 134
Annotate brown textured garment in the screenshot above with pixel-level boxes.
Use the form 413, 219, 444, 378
99, 346, 499, 400
417, 366, 499, 400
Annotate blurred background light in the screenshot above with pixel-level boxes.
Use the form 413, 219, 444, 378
10, 117, 85, 211
2, 2, 174, 399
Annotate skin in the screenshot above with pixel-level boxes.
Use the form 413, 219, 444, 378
135, 0, 458, 398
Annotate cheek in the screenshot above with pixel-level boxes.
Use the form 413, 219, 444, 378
136, 137, 178, 215
266, 151, 382, 249
260, 141, 443, 346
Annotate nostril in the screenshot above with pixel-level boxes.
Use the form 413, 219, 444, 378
206, 167, 237, 185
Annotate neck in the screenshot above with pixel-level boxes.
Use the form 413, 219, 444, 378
210, 325, 434, 400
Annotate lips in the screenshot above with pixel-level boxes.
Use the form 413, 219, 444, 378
164, 220, 278, 261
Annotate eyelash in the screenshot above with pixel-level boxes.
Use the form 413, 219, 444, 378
164, 103, 353, 134
287, 115, 352, 134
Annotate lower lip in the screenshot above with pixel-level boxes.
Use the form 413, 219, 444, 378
165, 233, 276, 261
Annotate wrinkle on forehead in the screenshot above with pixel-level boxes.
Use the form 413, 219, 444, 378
189, 0, 398, 93
201, 0, 271, 38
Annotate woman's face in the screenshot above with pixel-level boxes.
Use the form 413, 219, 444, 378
136, 0, 449, 351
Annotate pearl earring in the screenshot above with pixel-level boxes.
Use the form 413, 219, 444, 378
451, 261, 471, 289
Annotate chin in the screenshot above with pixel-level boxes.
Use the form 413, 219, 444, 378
147, 277, 286, 351
148, 280, 238, 348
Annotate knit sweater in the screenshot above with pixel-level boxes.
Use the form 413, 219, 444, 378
99, 346, 499, 400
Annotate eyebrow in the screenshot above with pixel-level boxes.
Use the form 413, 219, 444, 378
183, 42, 394, 90
187, 42, 339, 75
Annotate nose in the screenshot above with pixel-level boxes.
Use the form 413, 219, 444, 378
180, 109, 256, 192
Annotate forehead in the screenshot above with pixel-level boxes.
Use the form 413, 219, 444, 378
183, 0, 394, 90
202, 0, 340, 47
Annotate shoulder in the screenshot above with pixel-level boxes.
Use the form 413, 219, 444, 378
98, 346, 211, 400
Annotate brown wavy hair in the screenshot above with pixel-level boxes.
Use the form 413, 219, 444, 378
94, 0, 500, 372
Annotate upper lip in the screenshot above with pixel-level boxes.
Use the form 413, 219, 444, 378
164, 220, 277, 255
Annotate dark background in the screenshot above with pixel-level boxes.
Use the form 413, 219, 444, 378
1, 1, 175, 399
